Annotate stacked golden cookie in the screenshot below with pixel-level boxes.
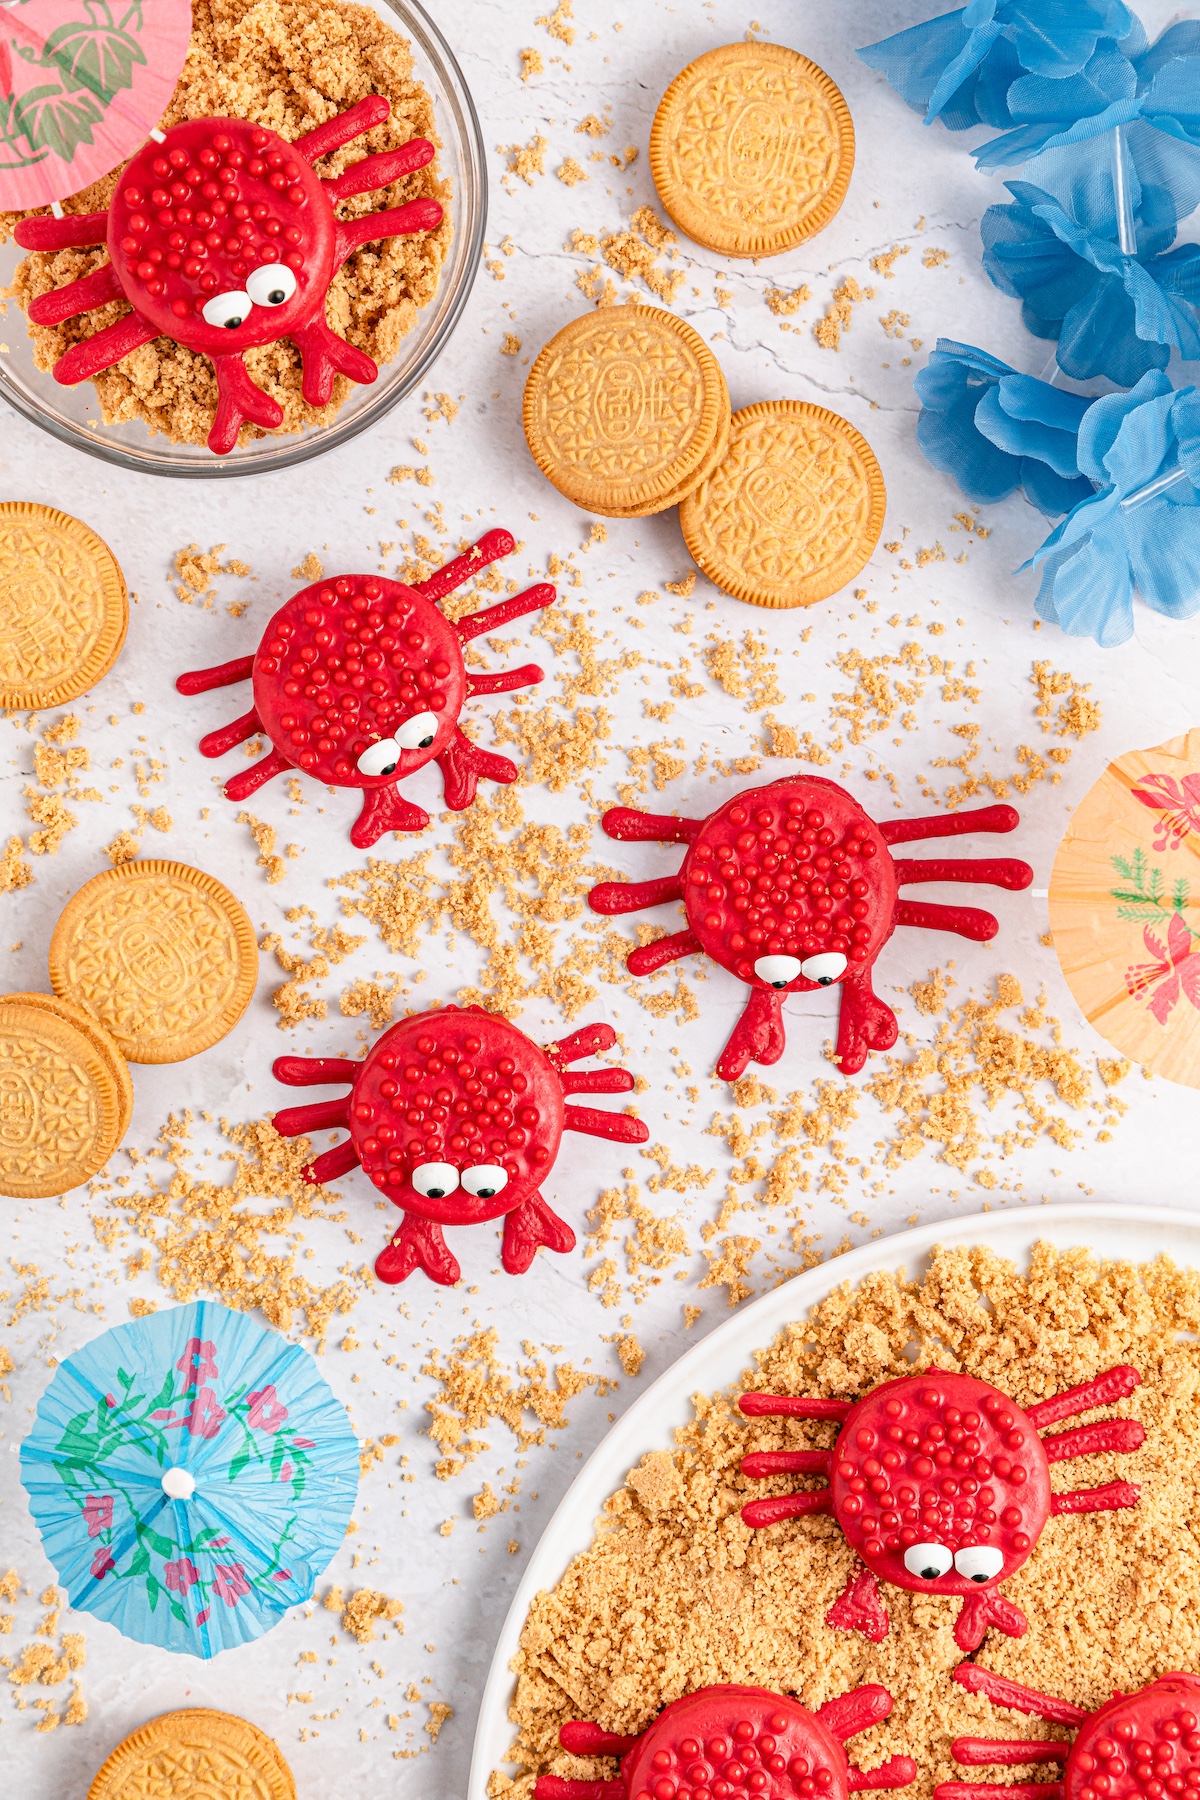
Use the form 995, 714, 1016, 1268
523, 304, 731, 519
0, 502, 128, 710
0, 861, 258, 1199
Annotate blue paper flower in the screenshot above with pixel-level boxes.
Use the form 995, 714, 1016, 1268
973, 24, 1200, 224
915, 339, 1093, 514
859, 2, 1141, 131
981, 180, 1200, 383
1022, 370, 1200, 644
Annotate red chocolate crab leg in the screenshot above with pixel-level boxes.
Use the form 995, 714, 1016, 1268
849, 1759, 920, 1791
827, 1566, 890, 1641
14, 210, 108, 251
1025, 1364, 1141, 1429
894, 899, 1000, 941
892, 857, 1032, 890
562, 1105, 649, 1144
936, 1784, 1063, 1800
294, 93, 391, 163
502, 1191, 576, 1274
53, 313, 159, 383
210, 354, 284, 455
177, 655, 255, 697
321, 138, 435, 201
741, 1448, 831, 1477
626, 928, 702, 975
741, 1487, 833, 1526
954, 1589, 1028, 1652
738, 1395, 853, 1421
375, 1215, 461, 1286
836, 968, 899, 1075
273, 1056, 360, 1086
331, 196, 443, 268
1041, 1418, 1144, 1461
546, 1022, 616, 1063
560, 1068, 635, 1096
290, 315, 377, 409
952, 1662, 1087, 1723
1049, 1479, 1140, 1513
589, 874, 684, 914
199, 708, 262, 759
454, 584, 557, 641
819, 1684, 893, 1740
414, 529, 515, 603
350, 785, 430, 848
951, 1742, 1071, 1766
467, 665, 544, 697
559, 1722, 638, 1756
27, 261, 123, 327
272, 1097, 350, 1137
534, 1780, 624, 1800
224, 746, 292, 801
601, 805, 701, 844
436, 728, 518, 810
714, 986, 786, 1081
879, 804, 1020, 845
301, 1141, 359, 1185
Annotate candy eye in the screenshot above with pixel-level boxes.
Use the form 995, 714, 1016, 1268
954, 1545, 1004, 1583
245, 262, 298, 307
410, 1162, 459, 1199
395, 710, 439, 751
201, 289, 252, 329
800, 951, 848, 986
902, 1542, 953, 1581
460, 1164, 508, 1199
356, 737, 401, 776
753, 954, 802, 990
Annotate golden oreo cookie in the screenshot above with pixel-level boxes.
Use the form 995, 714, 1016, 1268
88, 1708, 295, 1800
49, 860, 258, 1065
523, 304, 726, 515
649, 43, 854, 258
0, 998, 123, 1198
0, 502, 128, 710
5, 991, 133, 1143
679, 401, 886, 609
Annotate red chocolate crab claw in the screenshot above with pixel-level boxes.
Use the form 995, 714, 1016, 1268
533, 1681, 918, 1800
587, 774, 1033, 1080
15, 96, 443, 454
935, 1665, 1200, 1800
176, 528, 555, 847
271, 1005, 649, 1287
738, 1365, 1144, 1652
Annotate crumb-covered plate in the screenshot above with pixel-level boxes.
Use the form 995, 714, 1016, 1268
468, 1203, 1200, 1799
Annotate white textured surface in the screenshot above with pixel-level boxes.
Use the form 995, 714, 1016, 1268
1, 2, 1198, 1796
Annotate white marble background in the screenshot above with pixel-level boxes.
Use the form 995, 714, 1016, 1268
2, 1, 1199, 1795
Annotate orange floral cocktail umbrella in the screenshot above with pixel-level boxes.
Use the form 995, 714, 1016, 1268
1049, 728, 1200, 1089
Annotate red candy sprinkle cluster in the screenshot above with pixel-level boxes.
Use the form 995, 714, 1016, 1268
837, 1385, 1034, 1558
353, 1029, 550, 1191
689, 799, 881, 973
632, 1711, 833, 1800
115, 126, 307, 310
256, 576, 457, 778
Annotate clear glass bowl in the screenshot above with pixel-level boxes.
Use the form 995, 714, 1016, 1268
0, 0, 485, 479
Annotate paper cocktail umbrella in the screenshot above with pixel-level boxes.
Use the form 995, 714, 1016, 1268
1049, 726, 1200, 1089
20, 1299, 358, 1656
0, 1, 192, 213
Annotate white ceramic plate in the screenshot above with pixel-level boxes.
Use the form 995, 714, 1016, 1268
468, 1202, 1200, 1797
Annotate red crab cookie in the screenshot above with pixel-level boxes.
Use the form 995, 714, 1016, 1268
177, 529, 555, 847
739, 1365, 1144, 1652
15, 97, 443, 454
272, 1006, 649, 1287
937, 1665, 1200, 1800
535, 1681, 917, 1800
588, 774, 1033, 1080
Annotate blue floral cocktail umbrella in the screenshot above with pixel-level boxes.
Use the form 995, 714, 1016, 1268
20, 1300, 358, 1656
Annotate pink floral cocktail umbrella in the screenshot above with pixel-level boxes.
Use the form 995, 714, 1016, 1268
20, 1300, 358, 1656
0, 1, 193, 213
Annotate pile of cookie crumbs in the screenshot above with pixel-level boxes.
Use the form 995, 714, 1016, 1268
4, 0, 451, 448
502, 1242, 1200, 1797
